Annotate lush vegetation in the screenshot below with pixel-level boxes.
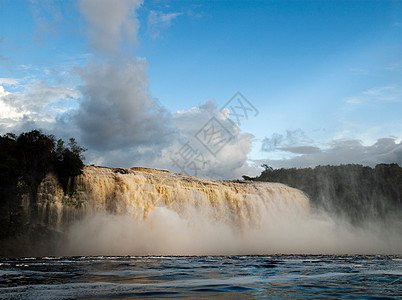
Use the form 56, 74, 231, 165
0, 130, 85, 239
245, 164, 402, 224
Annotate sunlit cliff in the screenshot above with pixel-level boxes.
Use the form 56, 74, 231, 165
34, 165, 310, 233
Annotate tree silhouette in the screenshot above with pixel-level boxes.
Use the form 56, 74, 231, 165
0, 130, 86, 239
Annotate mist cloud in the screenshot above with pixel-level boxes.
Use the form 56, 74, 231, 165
73, 0, 177, 166
79, 0, 142, 55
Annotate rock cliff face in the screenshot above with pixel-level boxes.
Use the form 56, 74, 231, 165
33, 165, 310, 233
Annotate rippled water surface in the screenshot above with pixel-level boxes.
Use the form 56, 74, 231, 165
1, 255, 401, 299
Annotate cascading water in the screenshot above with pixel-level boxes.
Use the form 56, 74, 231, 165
36, 166, 310, 230
33, 166, 402, 256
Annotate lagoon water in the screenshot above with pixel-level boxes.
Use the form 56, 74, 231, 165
1, 255, 401, 299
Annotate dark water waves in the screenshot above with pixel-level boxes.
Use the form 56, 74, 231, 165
1, 255, 401, 299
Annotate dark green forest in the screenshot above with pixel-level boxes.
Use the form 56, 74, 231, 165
245, 163, 402, 224
0, 130, 85, 240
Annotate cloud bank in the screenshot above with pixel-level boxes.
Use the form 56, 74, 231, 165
260, 129, 402, 169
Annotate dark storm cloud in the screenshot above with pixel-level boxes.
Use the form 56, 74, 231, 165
74, 59, 174, 151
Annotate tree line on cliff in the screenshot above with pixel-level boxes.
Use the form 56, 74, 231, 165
244, 163, 402, 224
0, 130, 85, 239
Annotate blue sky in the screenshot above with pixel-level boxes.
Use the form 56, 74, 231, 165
0, 0, 401, 178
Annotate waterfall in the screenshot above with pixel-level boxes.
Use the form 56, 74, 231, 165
36, 166, 310, 232
33, 166, 402, 256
